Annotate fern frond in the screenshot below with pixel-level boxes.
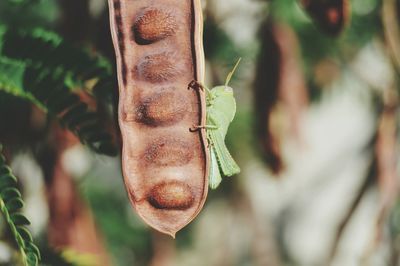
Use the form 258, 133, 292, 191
0, 26, 114, 99
0, 57, 117, 156
0, 56, 41, 106
0, 144, 40, 266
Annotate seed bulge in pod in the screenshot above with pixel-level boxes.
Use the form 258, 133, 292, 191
148, 181, 195, 210
136, 52, 182, 83
134, 8, 177, 44
144, 137, 194, 167
136, 88, 188, 126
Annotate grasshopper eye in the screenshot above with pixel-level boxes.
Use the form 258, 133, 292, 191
224, 86, 233, 93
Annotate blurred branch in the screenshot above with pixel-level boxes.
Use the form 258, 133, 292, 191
37, 125, 112, 266
362, 89, 399, 262
329, 157, 377, 262
383, 0, 400, 74
329, 89, 399, 264
149, 232, 175, 266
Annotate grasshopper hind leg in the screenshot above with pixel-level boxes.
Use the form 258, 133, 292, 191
209, 149, 222, 189
210, 130, 240, 177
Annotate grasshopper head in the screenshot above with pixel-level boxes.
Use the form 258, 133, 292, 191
223, 86, 233, 93
213, 85, 234, 96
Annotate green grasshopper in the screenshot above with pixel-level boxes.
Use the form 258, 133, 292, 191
188, 59, 241, 189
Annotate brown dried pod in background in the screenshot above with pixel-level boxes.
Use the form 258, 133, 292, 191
299, 0, 351, 36
254, 20, 283, 174
108, 0, 208, 237
254, 21, 308, 174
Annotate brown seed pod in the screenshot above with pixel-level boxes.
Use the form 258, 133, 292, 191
254, 21, 308, 174
254, 20, 283, 174
108, 0, 208, 237
299, 0, 351, 36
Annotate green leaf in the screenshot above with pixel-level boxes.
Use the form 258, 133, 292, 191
1, 188, 22, 202
0, 165, 12, 176
0, 146, 40, 265
16, 226, 33, 242
0, 57, 117, 156
11, 214, 31, 226
5, 198, 24, 213
25, 242, 40, 260
26, 252, 38, 266
0, 174, 17, 189
0, 27, 112, 92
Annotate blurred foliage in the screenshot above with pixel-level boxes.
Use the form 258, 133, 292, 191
0, 1, 58, 30
0, 0, 118, 264
85, 184, 153, 266
204, 16, 239, 62
269, 0, 382, 100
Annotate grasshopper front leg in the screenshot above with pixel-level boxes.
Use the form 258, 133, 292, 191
188, 84, 218, 132
189, 124, 218, 132
188, 80, 215, 105
188, 80, 212, 94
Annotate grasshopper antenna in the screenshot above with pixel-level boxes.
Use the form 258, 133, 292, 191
225, 58, 242, 87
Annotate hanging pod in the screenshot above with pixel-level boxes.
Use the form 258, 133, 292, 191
108, 0, 208, 237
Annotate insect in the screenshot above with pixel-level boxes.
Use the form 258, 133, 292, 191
188, 59, 241, 189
